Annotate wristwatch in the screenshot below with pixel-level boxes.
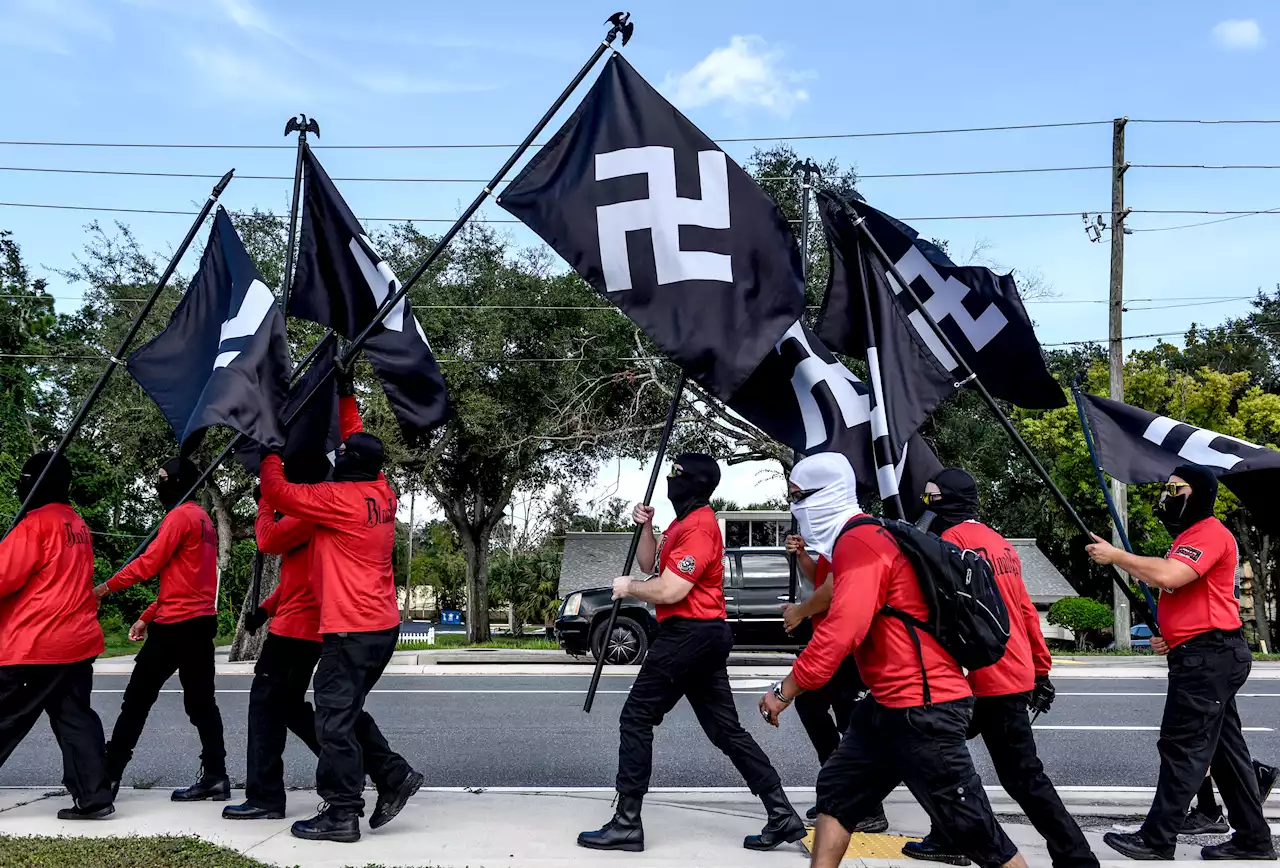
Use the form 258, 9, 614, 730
771, 681, 793, 704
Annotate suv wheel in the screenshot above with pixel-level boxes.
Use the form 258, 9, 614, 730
591, 616, 649, 665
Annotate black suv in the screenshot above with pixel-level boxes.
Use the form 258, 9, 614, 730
554, 546, 815, 665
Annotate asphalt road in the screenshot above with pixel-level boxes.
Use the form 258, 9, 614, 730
3, 674, 1277, 793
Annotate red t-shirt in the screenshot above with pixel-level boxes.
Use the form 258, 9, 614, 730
811, 556, 833, 630
654, 506, 726, 622
0, 503, 104, 665
793, 517, 971, 708
944, 521, 1051, 697
261, 455, 400, 635
107, 500, 218, 625
1160, 517, 1242, 648
255, 502, 321, 643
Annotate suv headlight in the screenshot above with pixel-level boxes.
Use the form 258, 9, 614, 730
562, 592, 582, 617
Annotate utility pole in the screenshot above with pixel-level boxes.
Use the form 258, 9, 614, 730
1109, 117, 1133, 649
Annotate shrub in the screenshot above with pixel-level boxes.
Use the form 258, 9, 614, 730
1048, 596, 1114, 650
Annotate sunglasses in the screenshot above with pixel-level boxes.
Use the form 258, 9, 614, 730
922, 491, 943, 505
788, 487, 822, 504
1161, 482, 1190, 497
666, 466, 683, 479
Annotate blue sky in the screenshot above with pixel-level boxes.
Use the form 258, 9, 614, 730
3, 0, 1280, 519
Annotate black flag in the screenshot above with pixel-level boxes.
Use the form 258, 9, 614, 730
818, 197, 1065, 410
234, 340, 341, 477
290, 145, 451, 440
498, 53, 806, 400
728, 319, 942, 514
128, 207, 290, 453
814, 190, 957, 513
1079, 391, 1280, 528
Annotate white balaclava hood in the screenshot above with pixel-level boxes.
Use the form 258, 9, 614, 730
789, 452, 863, 559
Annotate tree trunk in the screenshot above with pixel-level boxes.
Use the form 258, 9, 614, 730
1236, 517, 1273, 651
402, 489, 416, 622
229, 554, 281, 662
462, 528, 492, 643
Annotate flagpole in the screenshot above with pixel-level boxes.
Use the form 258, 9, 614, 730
584, 367, 685, 714
122, 331, 337, 561
3, 169, 235, 540
1072, 386, 1160, 625
786, 159, 819, 602
850, 215, 1156, 627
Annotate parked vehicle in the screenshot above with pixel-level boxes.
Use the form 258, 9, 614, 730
1130, 623, 1153, 650
554, 546, 814, 665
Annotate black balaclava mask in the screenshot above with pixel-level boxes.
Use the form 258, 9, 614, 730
332, 432, 384, 483
667, 452, 720, 521
285, 450, 333, 485
157, 457, 200, 510
1158, 463, 1218, 536
926, 468, 981, 534
16, 451, 72, 511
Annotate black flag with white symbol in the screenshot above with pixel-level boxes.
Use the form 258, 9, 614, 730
728, 319, 942, 516
814, 190, 957, 503
290, 145, 451, 441
233, 340, 341, 478
128, 207, 290, 453
1079, 391, 1280, 528
498, 53, 806, 400
818, 198, 1065, 410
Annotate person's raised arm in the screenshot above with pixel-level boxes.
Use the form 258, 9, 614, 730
1086, 535, 1200, 589
633, 503, 658, 575
100, 511, 184, 597
260, 454, 344, 528
255, 499, 315, 555
785, 534, 817, 582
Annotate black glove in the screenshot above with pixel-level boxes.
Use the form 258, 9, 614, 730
1029, 674, 1056, 716
244, 606, 269, 635
335, 363, 355, 398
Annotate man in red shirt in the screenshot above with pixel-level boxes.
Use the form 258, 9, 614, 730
95, 457, 228, 803
260, 426, 421, 844
0, 452, 113, 819
1088, 464, 1274, 861
759, 453, 1025, 868
903, 469, 1095, 868
578, 453, 803, 853
782, 534, 887, 831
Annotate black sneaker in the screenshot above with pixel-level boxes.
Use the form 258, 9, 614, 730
222, 801, 285, 820
1181, 808, 1229, 835
291, 803, 360, 843
853, 811, 890, 834
57, 804, 114, 821
902, 836, 972, 866
1103, 831, 1173, 861
1255, 760, 1279, 803
1202, 839, 1278, 861
806, 805, 818, 822
369, 770, 424, 830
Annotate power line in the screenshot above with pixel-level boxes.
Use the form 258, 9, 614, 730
1131, 206, 1280, 233
0, 164, 1112, 183
1129, 119, 1280, 125
0, 121, 1113, 152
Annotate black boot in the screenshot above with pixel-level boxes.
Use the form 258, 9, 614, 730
223, 801, 285, 820
171, 768, 231, 802
903, 835, 972, 866
1202, 839, 1278, 861
370, 770, 424, 830
291, 804, 361, 843
57, 803, 115, 821
744, 785, 806, 851
578, 794, 644, 852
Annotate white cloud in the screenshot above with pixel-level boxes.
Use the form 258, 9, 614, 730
355, 72, 500, 96
663, 35, 811, 117
0, 0, 111, 54
1212, 19, 1264, 51
184, 45, 312, 103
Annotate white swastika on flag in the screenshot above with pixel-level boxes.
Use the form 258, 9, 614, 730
213, 278, 274, 370
1142, 415, 1258, 471
886, 244, 1008, 367
779, 322, 870, 448
595, 146, 732, 292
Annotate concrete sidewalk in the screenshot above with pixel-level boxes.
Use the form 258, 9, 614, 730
1, 787, 1276, 867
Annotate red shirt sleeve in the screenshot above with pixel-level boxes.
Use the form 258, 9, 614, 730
1017, 575, 1052, 676
0, 519, 40, 600
140, 601, 159, 624
664, 528, 718, 584
107, 510, 185, 592
339, 395, 364, 438
261, 586, 281, 617
792, 531, 889, 691
1168, 524, 1228, 577
255, 499, 315, 555
261, 454, 350, 529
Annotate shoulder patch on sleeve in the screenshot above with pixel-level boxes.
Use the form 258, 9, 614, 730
677, 555, 697, 575
1173, 545, 1203, 563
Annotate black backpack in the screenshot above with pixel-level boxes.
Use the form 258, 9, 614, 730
836, 516, 1010, 703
